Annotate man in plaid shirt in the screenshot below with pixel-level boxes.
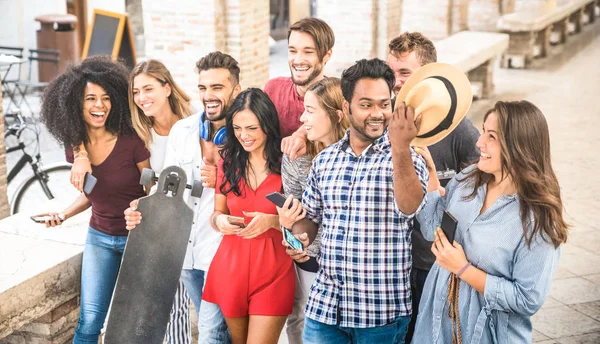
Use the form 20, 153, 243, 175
289, 58, 429, 343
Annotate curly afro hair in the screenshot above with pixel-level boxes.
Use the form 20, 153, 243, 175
40, 55, 134, 148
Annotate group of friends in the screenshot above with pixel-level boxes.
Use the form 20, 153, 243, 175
37, 16, 569, 344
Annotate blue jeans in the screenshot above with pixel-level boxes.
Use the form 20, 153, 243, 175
73, 227, 127, 344
303, 316, 410, 344
181, 268, 231, 344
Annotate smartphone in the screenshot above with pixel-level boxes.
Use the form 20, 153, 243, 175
440, 210, 458, 243
282, 227, 304, 251
30, 215, 64, 223
83, 172, 98, 195
227, 216, 246, 228
266, 192, 293, 209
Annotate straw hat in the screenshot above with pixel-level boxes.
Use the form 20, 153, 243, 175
394, 62, 472, 147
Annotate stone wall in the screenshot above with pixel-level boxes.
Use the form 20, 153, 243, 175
0, 210, 89, 343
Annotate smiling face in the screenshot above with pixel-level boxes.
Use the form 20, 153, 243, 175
233, 109, 267, 154
477, 111, 503, 177
198, 68, 240, 121
132, 73, 171, 118
82, 82, 111, 129
300, 90, 335, 146
386, 51, 422, 96
345, 78, 392, 143
288, 31, 329, 87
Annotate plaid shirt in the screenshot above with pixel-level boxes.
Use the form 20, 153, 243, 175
302, 130, 429, 328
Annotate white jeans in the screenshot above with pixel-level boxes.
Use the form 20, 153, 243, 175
286, 265, 317, 344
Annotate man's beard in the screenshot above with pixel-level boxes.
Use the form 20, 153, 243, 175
348, 108, 387, 141
290, 62, 324, 87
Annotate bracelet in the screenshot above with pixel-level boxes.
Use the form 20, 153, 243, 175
456, 262, 471, 278
210, 212, 221, 231
74, 150, 88, 159
74, 156, 89, 161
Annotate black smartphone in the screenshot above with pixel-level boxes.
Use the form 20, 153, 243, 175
440, 210, 458, 243
30, 215, 63, 223
282, 227, 304, 251
266, 192, 293, 209
83, 172, 98, 195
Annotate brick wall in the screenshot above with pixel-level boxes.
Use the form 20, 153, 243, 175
139, 0, 270, 100
225, 0, 271, 89
469, 0, 516, 31
319, 0, 402, 77
402, 0, 469, 40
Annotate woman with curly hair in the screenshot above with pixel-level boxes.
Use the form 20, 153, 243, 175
36, 56, 151, 344
69, 59, 194, 343
202, 88, 295, 344
412, 100, 568, 344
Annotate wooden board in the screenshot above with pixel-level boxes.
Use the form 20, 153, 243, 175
81, 9, 136, 69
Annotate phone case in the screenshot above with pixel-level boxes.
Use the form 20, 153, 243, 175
282, 228, 303, 250
83, 173, 98, 194
266, 192, 288, 208
441, 210, 458, 243
227, 216, 246, 228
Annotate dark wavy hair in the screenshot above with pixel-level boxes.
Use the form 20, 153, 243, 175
219, 88, 282, 196
40, 55, 133, 148
341, 58, 395, 103
460, 101, 568, 248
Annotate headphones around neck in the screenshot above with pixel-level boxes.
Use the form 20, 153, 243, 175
200, 111, 227, 145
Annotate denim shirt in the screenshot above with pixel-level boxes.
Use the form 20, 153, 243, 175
413, 165, 561, 344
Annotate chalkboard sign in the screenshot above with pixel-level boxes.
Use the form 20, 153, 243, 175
81, 9, 137, 70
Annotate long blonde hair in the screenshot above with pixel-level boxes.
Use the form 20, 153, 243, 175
128, 59, 192, 149
305, 77, 349, 158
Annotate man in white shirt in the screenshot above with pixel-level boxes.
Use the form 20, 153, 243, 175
125, 51, 242, 343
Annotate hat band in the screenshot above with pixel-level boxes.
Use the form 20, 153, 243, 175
416, 76, 458, 139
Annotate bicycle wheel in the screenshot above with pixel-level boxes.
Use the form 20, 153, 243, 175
10, 162, 80, 215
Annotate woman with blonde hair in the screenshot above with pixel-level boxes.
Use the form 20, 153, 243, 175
412, 100, 569, 343
276, 77, 350, 344
70, 59, 194, 343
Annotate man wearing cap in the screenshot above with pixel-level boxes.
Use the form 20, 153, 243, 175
287, 58, 428, 343
386, 32, 480, 342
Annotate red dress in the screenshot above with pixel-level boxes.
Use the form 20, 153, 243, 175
202, 164, 295, 317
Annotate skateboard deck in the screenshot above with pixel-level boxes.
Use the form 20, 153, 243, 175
104, 165, 196, 344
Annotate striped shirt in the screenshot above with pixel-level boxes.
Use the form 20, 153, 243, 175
302, 130, 429, 328
413, 165, 561, 344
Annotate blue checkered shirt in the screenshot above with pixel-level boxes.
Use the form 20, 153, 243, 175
302, 130, 429, 328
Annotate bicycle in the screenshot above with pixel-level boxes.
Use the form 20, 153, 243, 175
5, 111, 75, 215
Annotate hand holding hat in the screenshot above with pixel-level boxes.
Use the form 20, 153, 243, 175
394, 63, 473, 147
388, 101, 421, 150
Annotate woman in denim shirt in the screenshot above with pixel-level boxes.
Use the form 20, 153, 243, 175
412, 100, 569, 344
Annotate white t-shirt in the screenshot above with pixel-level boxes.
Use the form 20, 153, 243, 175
149, 128, 169, 174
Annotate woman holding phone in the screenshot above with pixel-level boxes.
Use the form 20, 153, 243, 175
412, 101, 568, 343
69, 59, 194, 343
275, 77, 349, 344
202, 88, 295, 344
36, 56, 151, 344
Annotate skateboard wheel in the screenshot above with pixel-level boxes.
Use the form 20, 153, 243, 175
139, 168, 156, 186
190, 180, 204, 198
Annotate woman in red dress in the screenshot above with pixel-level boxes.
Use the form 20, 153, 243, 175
203, 88, 295, 344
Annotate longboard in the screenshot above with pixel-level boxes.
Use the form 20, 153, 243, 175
104, 165, 200, 343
